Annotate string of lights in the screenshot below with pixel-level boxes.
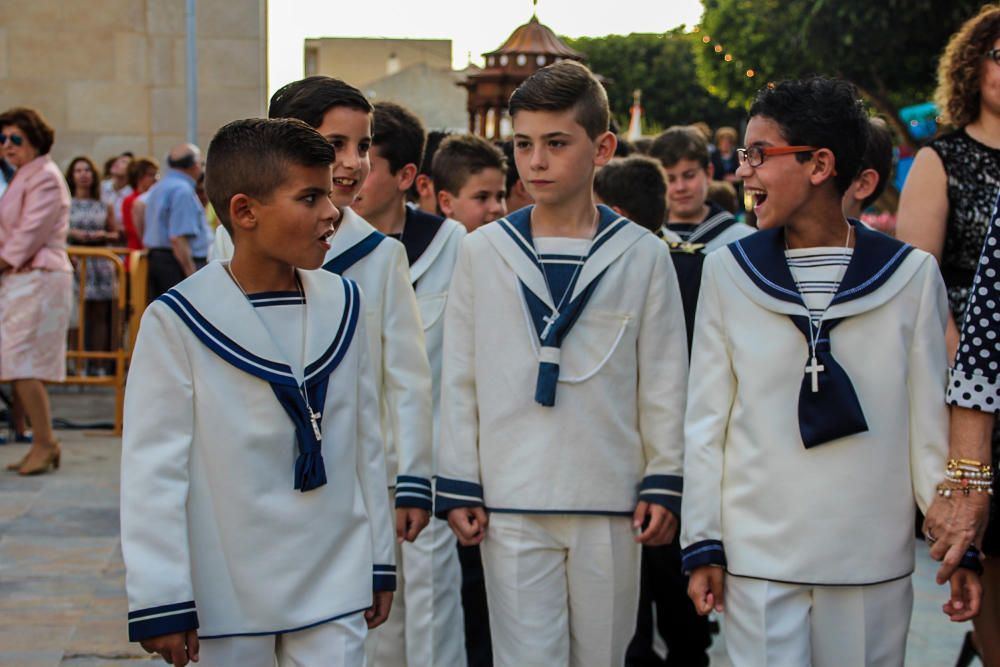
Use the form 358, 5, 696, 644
691, 26, 756, 79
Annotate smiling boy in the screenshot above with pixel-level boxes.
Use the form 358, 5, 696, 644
435, 61, 689, 666
121, 118, 395, 666
681, 78, 978, 665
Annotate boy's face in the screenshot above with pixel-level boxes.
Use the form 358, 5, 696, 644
352, 146, 404, 222
439, 167, 507, 232
314, 106, 372, 209
248, 163, 340, 270
737, 115, 816, 230
663, 158, 710, 224
512, 108, 614, 208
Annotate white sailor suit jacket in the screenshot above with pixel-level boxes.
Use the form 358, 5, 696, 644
121, 263, 396, 641
322, 207, 434, 509
409, 216, 466, 450
680, 221, 949, 585
435, 205, 689, 518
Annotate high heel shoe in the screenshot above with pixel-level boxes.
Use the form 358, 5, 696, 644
955, 631, 980, 667
6, 452, 31, 471
17, 443, 61, 476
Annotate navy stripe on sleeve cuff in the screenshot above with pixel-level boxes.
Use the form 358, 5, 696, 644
128, 600, 199, 642
434, 477, 484, 520
681, 539, 727, 574
638, 474, 682, 516
374, 564, 397, 592
395, 475, 433, 510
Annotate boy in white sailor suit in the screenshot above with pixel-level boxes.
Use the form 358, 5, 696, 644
211, 79, 435, 665
436, 60, 689, 667
681, 78, 981, 666
121, 118, 396, 666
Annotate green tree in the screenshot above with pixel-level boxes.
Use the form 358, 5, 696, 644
697, 0, 984, 145
565, 30, 743, 135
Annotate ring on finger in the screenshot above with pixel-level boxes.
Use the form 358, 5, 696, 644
925, 529, 937, 544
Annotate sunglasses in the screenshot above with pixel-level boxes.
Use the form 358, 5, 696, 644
0, 133, 24, 147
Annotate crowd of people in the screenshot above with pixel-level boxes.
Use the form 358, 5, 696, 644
0, 3, 997, 667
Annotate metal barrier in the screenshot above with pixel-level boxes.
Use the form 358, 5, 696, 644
59, 246, 148, 435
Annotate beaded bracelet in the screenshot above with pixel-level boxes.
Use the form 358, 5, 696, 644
937, 458, 994, 497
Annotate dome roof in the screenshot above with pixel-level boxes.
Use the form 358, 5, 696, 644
484, 15, 583, 60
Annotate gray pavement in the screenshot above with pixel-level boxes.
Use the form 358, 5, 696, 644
0, 391, 977, 665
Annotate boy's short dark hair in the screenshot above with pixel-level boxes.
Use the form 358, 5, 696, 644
372, 101, 426, 174
432, 134, 507, 196
268, 76, 372, 129
508, 60, 610, 140
859, 117, 893, 209
500, 140, 520, 195
649, 126, 710, 170
749, 77, 870, 195
593, 156, 666, 232
707, 181, 739, 214
407, 130, 450, 202
205, 118, 335, 234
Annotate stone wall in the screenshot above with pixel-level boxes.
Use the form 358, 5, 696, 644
0, 0, 267, 169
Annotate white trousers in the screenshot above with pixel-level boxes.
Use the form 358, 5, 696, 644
480, 512, 640, 667
724, 574, 913, 667
402, 515, 466, 666
366, 491, 466, 667
198, 612, 367, 667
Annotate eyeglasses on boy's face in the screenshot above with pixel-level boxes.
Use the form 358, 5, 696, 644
0, 133, 24, 147
988, 48, 1000, 64
736, 145, 817, 168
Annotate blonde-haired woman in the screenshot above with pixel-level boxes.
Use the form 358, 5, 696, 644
0, 107, 73, 476
897, 5, 1000, 664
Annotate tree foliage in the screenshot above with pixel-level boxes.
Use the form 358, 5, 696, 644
565, 30, 743, 134
697, 0, 985, 144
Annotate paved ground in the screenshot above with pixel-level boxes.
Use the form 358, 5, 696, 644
0, 390, 976, 665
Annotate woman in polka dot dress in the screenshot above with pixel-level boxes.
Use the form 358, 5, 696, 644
897, 7, 1000, 663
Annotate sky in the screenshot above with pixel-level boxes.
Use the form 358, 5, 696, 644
267, 0, 704, 96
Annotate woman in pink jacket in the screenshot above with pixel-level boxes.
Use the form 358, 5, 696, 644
0, 107, 73, 476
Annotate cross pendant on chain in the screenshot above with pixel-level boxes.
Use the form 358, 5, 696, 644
805, 356, 825, 393
309, 407, 322, 441
541, 311, 559, 340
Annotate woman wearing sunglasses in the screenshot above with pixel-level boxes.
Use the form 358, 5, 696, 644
0, 106, 73, 476
897, 5, 1000, 665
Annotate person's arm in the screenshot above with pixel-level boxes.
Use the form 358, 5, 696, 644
896, 147, 962, 357
0, 172, 66, 269
120, 302, 200, 663
105, 203, 122, 243
681, 254, 736, 614
633, 244, 689, 546
436, 239, 488, 544
381, 244, 433, 542
170, 235, 196, 276
132, 198, 146, 243
352, 290, 397, 628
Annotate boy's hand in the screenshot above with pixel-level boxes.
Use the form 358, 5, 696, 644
396, 507, 430, 543
688, 566, 725, 616
140, 630, 199, 666
632, 501, 677, 545
447, 506, 488, 545
365, 591, 393, 629
942, 568, 982, 622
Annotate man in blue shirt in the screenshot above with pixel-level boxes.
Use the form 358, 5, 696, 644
143, 143, 211, 299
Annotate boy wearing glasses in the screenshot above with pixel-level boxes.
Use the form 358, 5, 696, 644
680, 77, 979, 665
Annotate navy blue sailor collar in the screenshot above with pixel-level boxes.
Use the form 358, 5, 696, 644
725, 219, 919, 318
480, 203, 647, 310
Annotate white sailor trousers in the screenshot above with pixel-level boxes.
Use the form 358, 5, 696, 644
480, 512, 640, 667
402, 513, 467, 666
365, 490, 407, 666
723, 574, 913, 667
197, 612, 367, 667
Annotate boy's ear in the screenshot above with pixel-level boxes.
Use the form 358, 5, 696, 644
593, 130, 617, 167
706, 162, 715, 180
228, 193, 258, 232
851, 168, 880, 202
415, 174, 435, 198
396, 163, 419, 192
437, 189, 455, 218
809, 148, 838, 187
